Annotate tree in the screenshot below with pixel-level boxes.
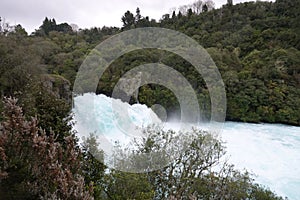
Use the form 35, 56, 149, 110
192, 0, 203, 14
81, 133, 106, 199
204, 0, 215, 11
11, 24, 27, 36
121, 11, 135, 29
0, 98, 93, 199
162, 13, 170, 20
38, 17, 57, 35
0, 35, 41, 97
179, 5, 189, 15
135, 7, 142, 22
170, 11, 175, 20
20, 79, 72, 143
202, 4, 208, 12
0, 17, 14, 35
56, 22, 73, 33
178, 11, 183, 18
104, 170, 154, 199
110, 127, 285, 199
187, 8, 193, 18
35, 17, 73, 36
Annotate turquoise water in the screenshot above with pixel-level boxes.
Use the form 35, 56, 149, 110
73, 93, 300, 199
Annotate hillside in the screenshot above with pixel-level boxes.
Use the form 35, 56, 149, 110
99, 0, 300, 125
0, 0, 299, 125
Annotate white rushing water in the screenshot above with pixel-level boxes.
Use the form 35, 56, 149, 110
221, 122, 300, 199
73, 93, 300, 200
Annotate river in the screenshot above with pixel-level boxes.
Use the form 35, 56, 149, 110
73, 93, 300, 199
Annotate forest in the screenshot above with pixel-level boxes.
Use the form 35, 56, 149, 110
0, 0, 299, 199
1, 0, 300, 125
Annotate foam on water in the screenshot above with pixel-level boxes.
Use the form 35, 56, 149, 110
73, 93, 161, 151
221, 122, 300, 199
73, 93, 300, 199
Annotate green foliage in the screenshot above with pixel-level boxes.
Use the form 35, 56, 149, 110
108, 127, 285, 199
121, 11, 135, 30
20, 80, 72, 142
121, 8, 154, 30
2, 1, 299, 125
104, 171, 154, 199
35, 17, 73, 36
0, 34, 41, 97
81, 133, 106, 199
86, 0, 300, 125
0, 98, 93, 199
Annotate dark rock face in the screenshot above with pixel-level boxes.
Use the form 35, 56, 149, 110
41, 74, 71, 102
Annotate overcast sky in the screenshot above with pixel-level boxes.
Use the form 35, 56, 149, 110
0, 0, 274, 34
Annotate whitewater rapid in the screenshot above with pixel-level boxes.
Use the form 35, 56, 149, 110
73, 93, 300, 200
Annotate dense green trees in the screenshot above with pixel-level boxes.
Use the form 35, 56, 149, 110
34, 17, 73, 36
1, 0, 299, 125
108, 0, 300, 125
